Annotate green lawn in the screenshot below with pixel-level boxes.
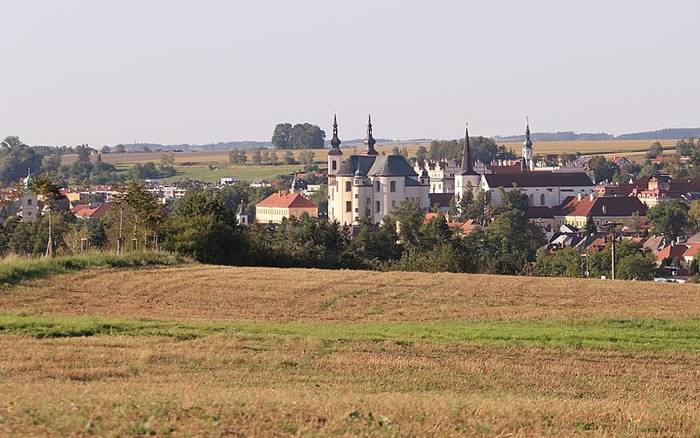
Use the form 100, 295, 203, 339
3, 315, 700, 351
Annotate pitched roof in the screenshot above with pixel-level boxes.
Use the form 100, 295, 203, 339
337, 154, 418, 177
483, 172, 593, 188
557, 196, 647, 217
256, 191, 318, 209
642, 235, 665, 253
656, 244, 689, 262
72, 203, 113, 219
429, 193, 454, 208
527, 206, 555, 219
683, 242, 700, 259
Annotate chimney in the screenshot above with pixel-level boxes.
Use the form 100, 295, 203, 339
577, 193, 583, 202
589, 193, 595, 201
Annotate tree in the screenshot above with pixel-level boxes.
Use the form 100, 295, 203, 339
252, 149, 263, 165
647, 200, 689, 241
271, 123, 292, 149
270, 150, 279, 165
1, 136, 25, 150
31, 176, 64, 257
588, 156, 618, 183
0, 138, 43, 184
289, 123, 325, 149
646, 142, 664, 159
415, 145, 428, 168
160, 152, 175, 168
41, 154, 62, 175
283, 151, 296, 165
298, 150, 315, 166
229, 149, 247, 165
113, 180, 160, 251
114, 144, 126, 154
688, 200, 700, 231
616, 252, 657, 280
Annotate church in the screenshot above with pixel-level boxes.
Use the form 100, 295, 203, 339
455, 122, 595, 208
327, 116, 430, 226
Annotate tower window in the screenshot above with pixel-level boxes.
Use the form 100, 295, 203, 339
375, 181, 380, 192
332, 161, 337, 171
375, 201, 380, 213
27, 199, 32, 206
390, 181, 396, 192
345, 181, 351, 192
540, 194, 545, 206
346, 201, 351, 212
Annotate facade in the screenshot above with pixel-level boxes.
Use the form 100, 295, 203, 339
255, 191, 318, 224
19, 172, 39, 223
480, 172, 596, 208
327, 115, 430, 226
633, 175, 700, 207
414, 160, 460, 193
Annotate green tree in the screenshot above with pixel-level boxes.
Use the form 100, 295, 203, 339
647, 200, 689, 241
229, 149, 247, 165
271, 123, 292, 149
283, 151, 296, 165
588, 156, 618, 183
289, 123, 326, 149
31, 176, 64, 257
160, 152, 175, 168
415, 145, 428, 168
251, 149, 263, 165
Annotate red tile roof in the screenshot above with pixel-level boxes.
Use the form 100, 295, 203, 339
257, 191, 317, 209
72, 203, 113, 219
656, 244, 689, 262
558, 196, 647, 217
683, 243, 700, 259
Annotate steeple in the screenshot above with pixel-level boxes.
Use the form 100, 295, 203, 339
364, 114, 378, 155
524, 117, 533, 149
328, 114, 342, 156
461, 123, 475, 175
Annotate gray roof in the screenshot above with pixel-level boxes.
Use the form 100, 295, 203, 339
337, 154, 418, 177
483, 172, 593, 188
404, 177, 423, 187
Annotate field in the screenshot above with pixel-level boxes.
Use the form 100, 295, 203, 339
1, 265, 700, 436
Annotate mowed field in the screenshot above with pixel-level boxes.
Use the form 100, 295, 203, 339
2, 266, 700, 436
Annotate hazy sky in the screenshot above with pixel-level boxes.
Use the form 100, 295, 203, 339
2, 0, 699, 146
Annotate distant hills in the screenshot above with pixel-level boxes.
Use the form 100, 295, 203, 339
114, 127, 700, 152
495, 127, 700, 143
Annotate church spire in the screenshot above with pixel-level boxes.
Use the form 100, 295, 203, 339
524, 117, 533, 149
461, 123, 475, 175
330, 114, 341, 148
364, 114, 378, 155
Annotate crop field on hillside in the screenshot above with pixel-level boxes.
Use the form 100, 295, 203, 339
1, 265, 700, 436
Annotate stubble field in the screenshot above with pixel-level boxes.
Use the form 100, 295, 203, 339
1, 265, 700, 436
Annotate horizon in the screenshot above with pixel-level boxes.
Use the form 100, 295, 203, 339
2, 0, 699, 146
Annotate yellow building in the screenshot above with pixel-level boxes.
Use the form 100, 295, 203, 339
255, 191, 318, 224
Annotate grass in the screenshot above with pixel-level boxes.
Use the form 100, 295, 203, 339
2, 265, 700, 435
0, 252, 187, 286
2, 314, 700, 351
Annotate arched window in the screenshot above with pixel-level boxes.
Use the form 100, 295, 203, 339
27, 198, 32, 206
528, 194, 534, 205
540, 194, 545, 206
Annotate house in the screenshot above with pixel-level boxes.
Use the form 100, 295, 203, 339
656, 243, 689, 264
414, 159, 461, 193
556, 195, 648, 229
255, 190, 318, 224
683, 243, 700, 265
327, 115, 429, 226
527, 206, 557, 232
479, 172, 595, 209
72, 203, 113, 219
428, 193, 454, 214
634, 175, 700, 207
219, 176, 240, 186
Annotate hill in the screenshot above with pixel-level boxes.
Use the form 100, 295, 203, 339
1, 265, 700, 436
496, 127, 700, 143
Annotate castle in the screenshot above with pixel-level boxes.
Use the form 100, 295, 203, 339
327, 115, 430, 226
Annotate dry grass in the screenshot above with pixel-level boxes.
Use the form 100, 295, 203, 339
1, 334, 700, 436
2, 266, 700, 436
2, 266, 699, 323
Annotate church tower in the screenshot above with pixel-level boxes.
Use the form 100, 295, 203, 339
327, 114, 342, 177
521, 118, 534, 171
364, 114, 378, 155
456, 123, 481, 200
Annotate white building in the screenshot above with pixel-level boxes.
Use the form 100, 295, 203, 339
327, 115, 430, 226
220, 176, 240, 185
455, 122, 595, 207
19, 171, 39, 223
414, 160, 460, 194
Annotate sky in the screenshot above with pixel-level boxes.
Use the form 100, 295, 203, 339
1, 0, 699, 146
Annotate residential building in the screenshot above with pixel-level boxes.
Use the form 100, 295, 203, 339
72, 203, 113, 220
556, 195, 648, 229
255, 191, 318, 224
327, 115, 430, 226
219, 176, 240, 185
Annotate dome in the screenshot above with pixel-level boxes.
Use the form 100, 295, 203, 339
22, 170, 33, 191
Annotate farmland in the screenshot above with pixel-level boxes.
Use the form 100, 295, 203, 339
1, 265, 700, 435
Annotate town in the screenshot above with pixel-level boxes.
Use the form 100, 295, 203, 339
3, 116, 699, 282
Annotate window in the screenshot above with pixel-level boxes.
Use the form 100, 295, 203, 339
391, 200, 396, 208
390, 181, 396, 192
528, 194, 534, 205
332, 160, 337, 171
354, 193, 359, 199
345, 181, 351, 192
346, 201, 351, 212
540, 194, 545, 206
375, 181, 380, 192
27, 199, 32, 206
375, 200, 380, 213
